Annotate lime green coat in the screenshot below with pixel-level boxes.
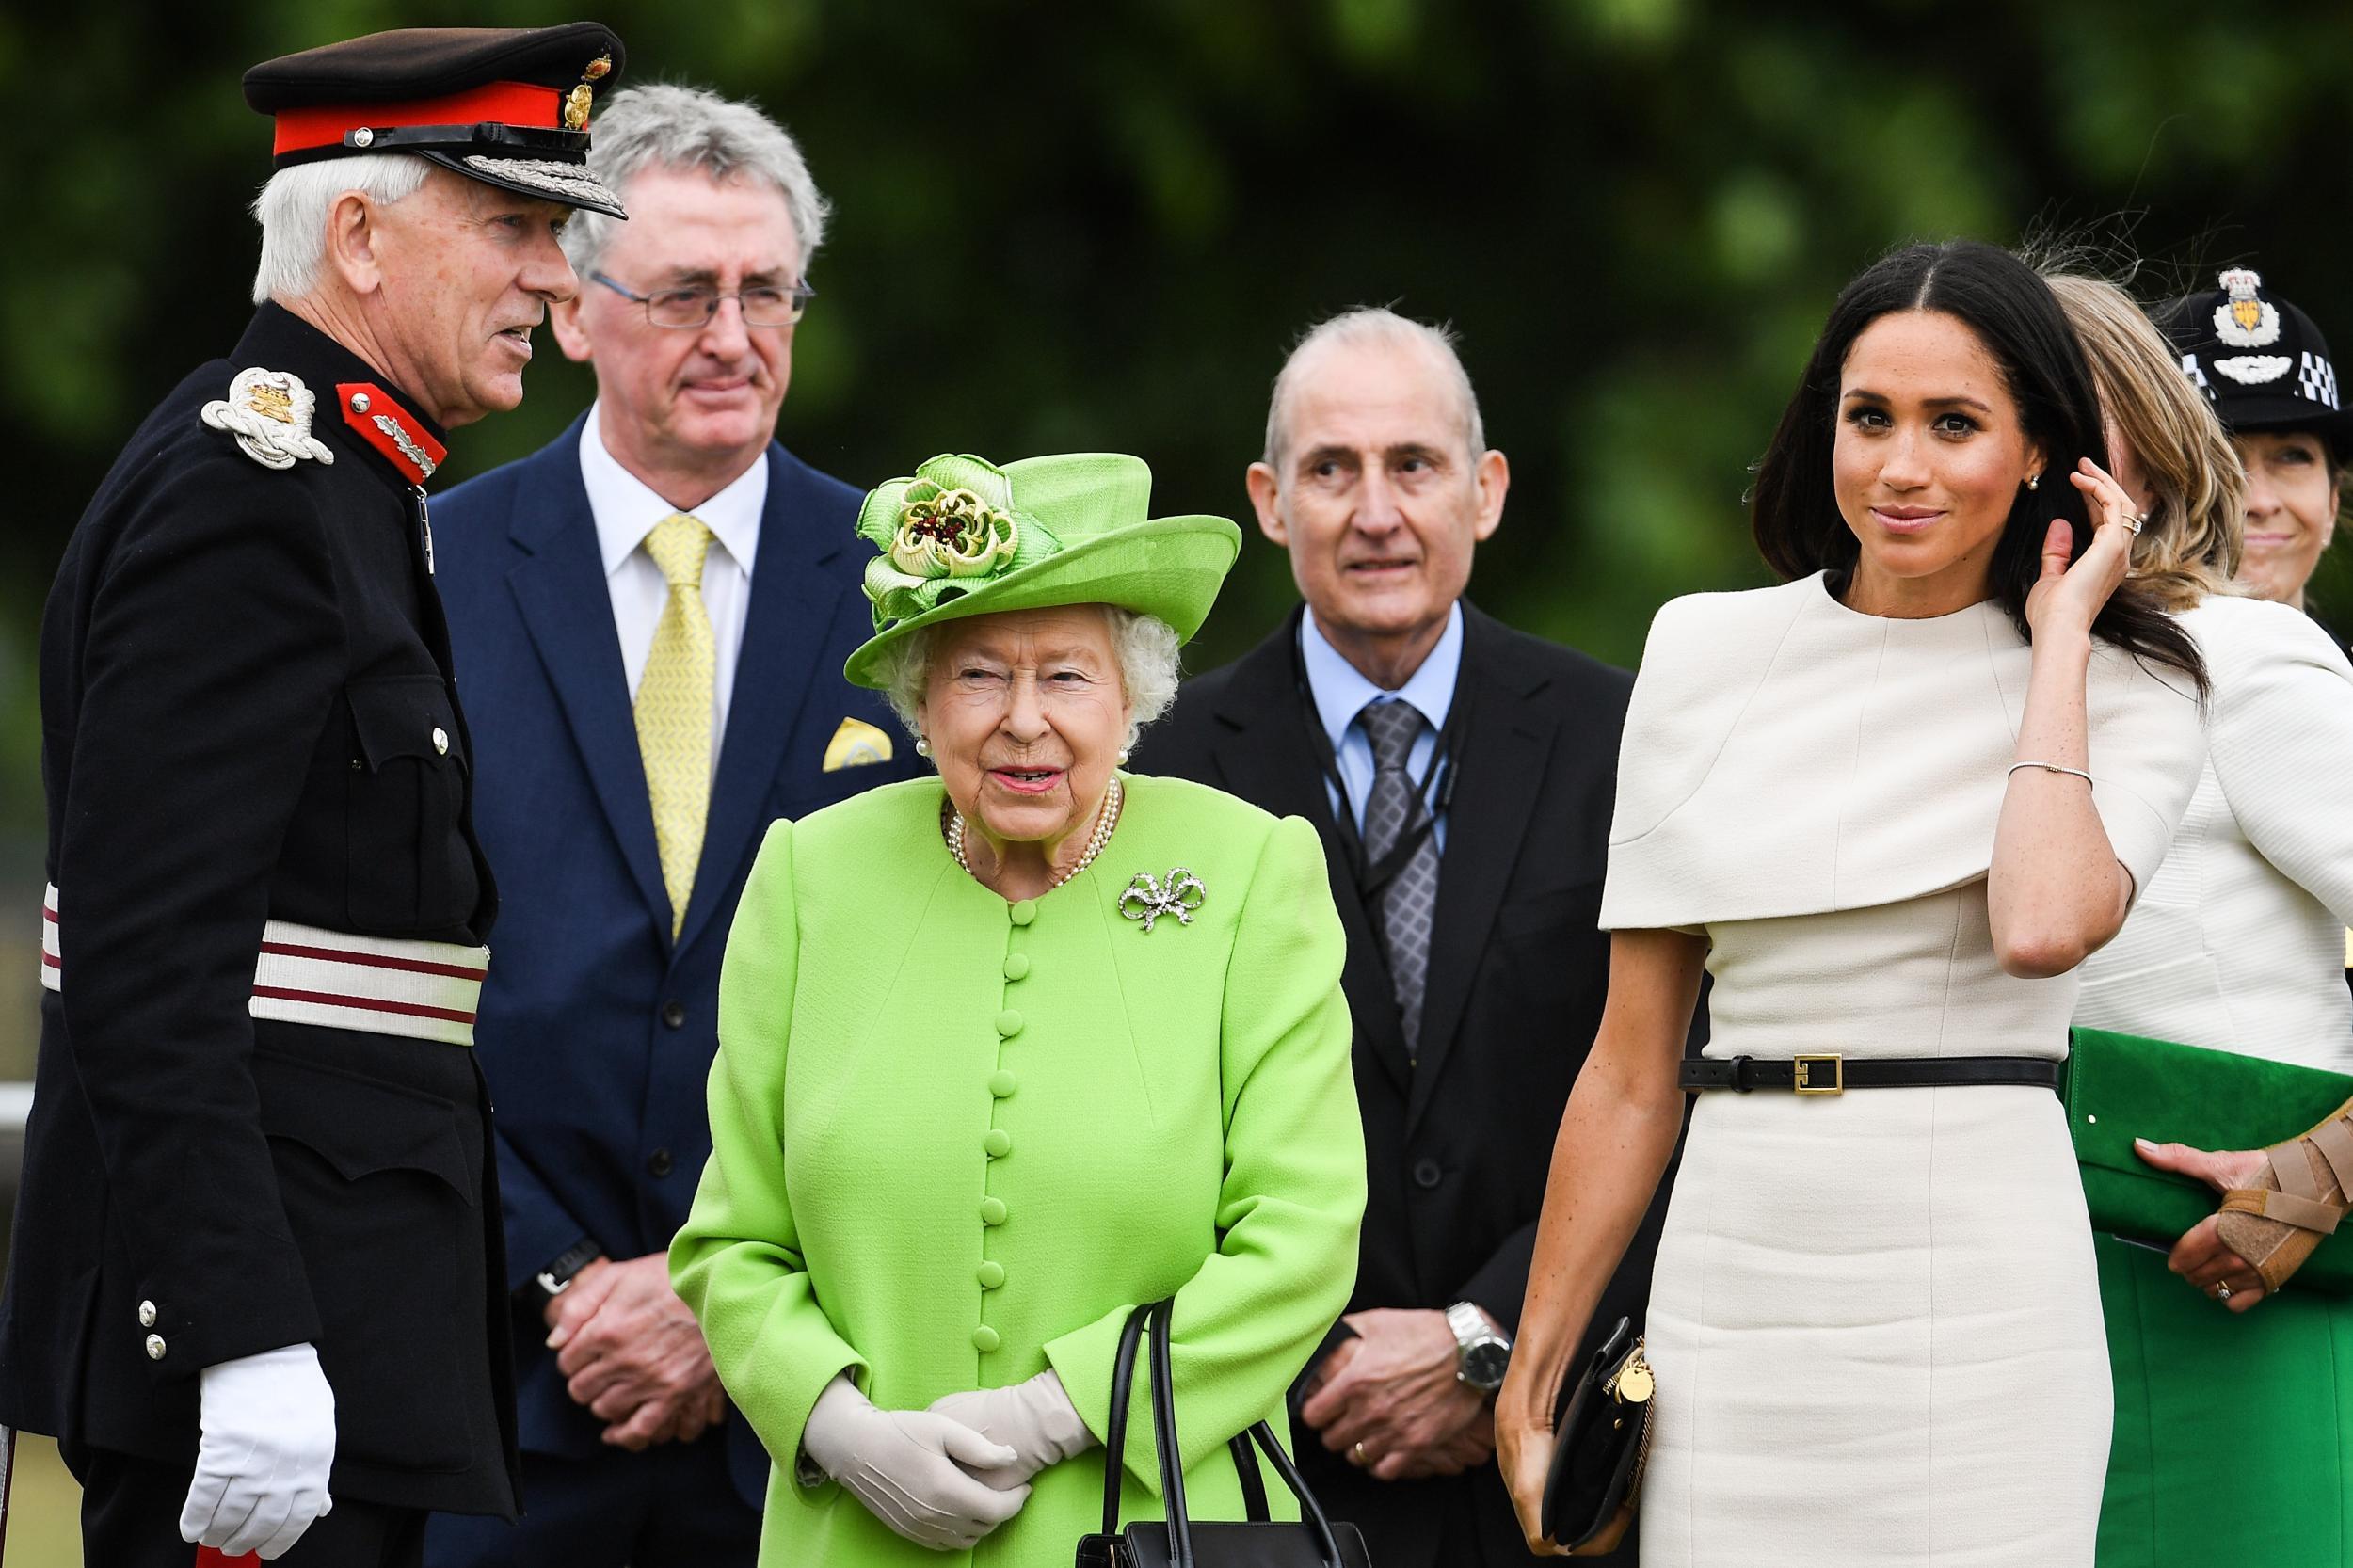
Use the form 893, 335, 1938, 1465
671, 774, 1366, 1568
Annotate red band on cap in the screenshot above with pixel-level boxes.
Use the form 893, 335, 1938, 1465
273, 82, 561, 156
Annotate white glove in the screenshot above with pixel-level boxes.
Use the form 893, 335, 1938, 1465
928, 1369, 1097, 1490
178, 1342, 337, 1560
801, 1374, 1032, 1551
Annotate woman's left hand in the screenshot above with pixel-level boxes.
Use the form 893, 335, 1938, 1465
927, 1370, 1096, 1489
2024, 457, 2139, 641
2134, 1137, 2272, 1311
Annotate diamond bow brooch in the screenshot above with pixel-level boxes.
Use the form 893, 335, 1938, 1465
1119, 868, 1207, 933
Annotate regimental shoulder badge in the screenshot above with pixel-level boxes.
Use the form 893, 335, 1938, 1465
2215, 268, 2283, 349
200, 367, 335, 471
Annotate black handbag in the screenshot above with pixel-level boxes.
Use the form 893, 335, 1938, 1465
1539, 1316, 1654, 1556
1075, 1299, 1373, 1568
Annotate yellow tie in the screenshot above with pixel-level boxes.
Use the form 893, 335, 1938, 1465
636, 513, 715, 937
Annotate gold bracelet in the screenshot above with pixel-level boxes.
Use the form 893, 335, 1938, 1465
2007, 760, 2094, 787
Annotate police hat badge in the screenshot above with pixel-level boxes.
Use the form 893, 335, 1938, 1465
2215, 268, 2283, 348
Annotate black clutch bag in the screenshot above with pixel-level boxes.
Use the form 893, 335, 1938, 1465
1539, 1316, 1655, 1556
1075, 1299, 1374, 1568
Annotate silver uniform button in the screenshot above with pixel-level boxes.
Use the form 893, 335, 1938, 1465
137, 1300, 157, 1328
349, 392, 372, 413
144, 1334, 167, 1361
352, 127, 375, 149
432, 727, 449, 756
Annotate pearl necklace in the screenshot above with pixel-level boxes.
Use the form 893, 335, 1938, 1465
948, 776, 1125, 892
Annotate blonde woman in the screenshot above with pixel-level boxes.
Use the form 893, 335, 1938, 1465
2051, 271, 2353, 1568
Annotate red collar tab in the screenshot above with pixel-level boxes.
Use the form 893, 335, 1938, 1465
272, 82, 561, 159
336, 383, 446, 487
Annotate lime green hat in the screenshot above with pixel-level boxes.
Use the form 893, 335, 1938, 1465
842, 452, 1242, 690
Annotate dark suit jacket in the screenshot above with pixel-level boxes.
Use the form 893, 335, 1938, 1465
1137, 603, 1676, 1568
0, 305, 517, 1516
433, 419, 918, 1508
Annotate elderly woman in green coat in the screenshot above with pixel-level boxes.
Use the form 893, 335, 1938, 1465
670, 453, 1368, 1566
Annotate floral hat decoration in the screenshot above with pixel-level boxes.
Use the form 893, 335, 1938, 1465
842, 452, 1242, 690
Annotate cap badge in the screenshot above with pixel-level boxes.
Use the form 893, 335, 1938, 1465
200, 368, 334, 471
2215, 355, 2294, 386
2215, 268, 2282, 349
562, 55, 612, 132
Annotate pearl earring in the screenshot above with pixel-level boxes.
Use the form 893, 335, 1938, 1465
2025, 472, 2041, 491
1116, 747, 1131, 766
914, 737, 932, 758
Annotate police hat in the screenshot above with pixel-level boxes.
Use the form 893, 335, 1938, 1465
2159, 268, 2352, 461
246, 24, 629, 219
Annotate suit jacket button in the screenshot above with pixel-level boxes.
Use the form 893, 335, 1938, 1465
662, 1000, 687, 1029
1412, 1158, 1444, 1191
137, 1300, 157, 1328
144, 1334, 167, 1361
972, 1325, 1000, 1353
647, 1148, 674, 1177
432, 727, 450, 756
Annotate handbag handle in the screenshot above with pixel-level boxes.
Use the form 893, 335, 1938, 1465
1109, 1298, 1348, 1568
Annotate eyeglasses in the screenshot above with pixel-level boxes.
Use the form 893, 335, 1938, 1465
590, 270, 815, 329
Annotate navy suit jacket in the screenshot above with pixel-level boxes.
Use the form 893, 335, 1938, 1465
433, 417, 918, 1506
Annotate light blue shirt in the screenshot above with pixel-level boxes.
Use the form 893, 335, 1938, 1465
1299, 602, 1464, 852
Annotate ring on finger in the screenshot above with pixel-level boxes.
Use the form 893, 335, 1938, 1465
2216, 1280, 2234, 1302
2124, 512, 2146, 535
1351, 1440, 1370, 1467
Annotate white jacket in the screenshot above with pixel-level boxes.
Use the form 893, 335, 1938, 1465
2076, 595, 2353, 1071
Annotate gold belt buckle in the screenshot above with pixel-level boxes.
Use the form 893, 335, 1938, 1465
1793, 1053, 1844, 1095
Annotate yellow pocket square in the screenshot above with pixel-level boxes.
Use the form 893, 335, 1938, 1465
824, 716, 895, 772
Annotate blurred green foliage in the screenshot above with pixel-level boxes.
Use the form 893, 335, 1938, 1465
10, 0, 2353, 842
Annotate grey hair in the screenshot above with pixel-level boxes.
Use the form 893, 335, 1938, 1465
248, 152, 432, 306
559, 83, 829, 279
1263, 306, 1487, 467
877, 607, 1183, 757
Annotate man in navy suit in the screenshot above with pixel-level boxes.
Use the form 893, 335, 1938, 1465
424, 84, 914, 1568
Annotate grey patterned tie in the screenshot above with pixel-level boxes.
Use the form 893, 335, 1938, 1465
1357, 699, 1441, 1062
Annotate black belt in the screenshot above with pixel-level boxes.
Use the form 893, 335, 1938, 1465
1679, 1054, 2063, 1096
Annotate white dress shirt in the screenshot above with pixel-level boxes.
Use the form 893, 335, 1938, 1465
2076, 595, 2353, 1072
1299, 602, 1463, 851
577, 404, 764, 761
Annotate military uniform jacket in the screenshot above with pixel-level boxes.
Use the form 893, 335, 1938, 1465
0, 304, 520, 1517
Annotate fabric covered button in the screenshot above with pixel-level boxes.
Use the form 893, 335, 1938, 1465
983, 1128, 1012, 1158
979, 1197, 1008, 1225
995, 1009, 1024, 1038
145, 1334, 167, 1361
138, 1300, 157, 1328
1009, 900, 1037, 926
988, 1070, 1017, 1098
972, 1325, 1000, 1353
1002, 953, 1031, 982
977, 1260, 1005, 1289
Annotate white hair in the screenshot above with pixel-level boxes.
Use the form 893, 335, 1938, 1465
248, 152, 432, 306
1263, 306, 1487, 467
559, 83, 829, 279
876, 606, 1183, 757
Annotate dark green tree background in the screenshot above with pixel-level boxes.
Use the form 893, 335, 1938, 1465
9, 0, 2353, 840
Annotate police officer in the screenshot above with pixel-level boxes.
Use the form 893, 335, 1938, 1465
0, 24, 627, 1567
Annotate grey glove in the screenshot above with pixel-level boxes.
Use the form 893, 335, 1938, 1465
801, 1374, 1031, 1551
928, 1369, 1097, 1490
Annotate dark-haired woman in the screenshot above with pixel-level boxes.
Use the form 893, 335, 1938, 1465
1496, 240, 2208, 1565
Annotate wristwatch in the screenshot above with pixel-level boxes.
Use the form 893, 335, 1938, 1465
526, 1238, 604, 1312
1446, 1301, 1512, 1391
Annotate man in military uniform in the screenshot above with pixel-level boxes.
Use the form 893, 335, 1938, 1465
0, 24, 628, 1566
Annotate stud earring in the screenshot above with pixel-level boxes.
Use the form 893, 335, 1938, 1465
2025, 472, 2041, 491
914, 737, 932, 758
1116, 747, 1131, 766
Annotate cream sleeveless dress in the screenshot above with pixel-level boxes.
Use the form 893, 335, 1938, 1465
1603, 575, 2205, 1567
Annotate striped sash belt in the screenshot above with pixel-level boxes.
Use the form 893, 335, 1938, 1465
41, 884, 488, 1047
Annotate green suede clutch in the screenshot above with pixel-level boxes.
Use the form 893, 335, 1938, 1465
2065, 1026, 2353, 1294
